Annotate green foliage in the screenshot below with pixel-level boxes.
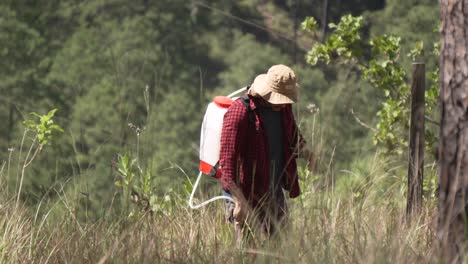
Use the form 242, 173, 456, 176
297, 165, 320, 200
301, 16, 318, 32
364, 35, 407, 96
364, 35, 409, 151
23, 109, 64, 147
408, 40, 424, 62
114, 153, 178, 218
304, 14, 439, 155
306, 15, 364, 65
115, 153, 137, 190
371, 35, 402, 59
423, 167, 438, 200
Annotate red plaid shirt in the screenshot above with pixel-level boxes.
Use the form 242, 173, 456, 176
219, 95, 303, 207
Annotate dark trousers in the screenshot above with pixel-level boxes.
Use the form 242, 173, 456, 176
224, 191, 288, 246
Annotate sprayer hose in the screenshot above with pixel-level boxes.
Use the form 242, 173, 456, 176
188, 172, 234, 209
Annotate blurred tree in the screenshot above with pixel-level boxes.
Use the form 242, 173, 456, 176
0, 0, 80, 199
43, 0, 209, 215
369, 0, 439, 69
315, 71, 379, 168
0, 4, 44, 154
217, 31, 291, 92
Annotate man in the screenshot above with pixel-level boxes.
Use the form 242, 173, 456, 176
219, 64, 313, 243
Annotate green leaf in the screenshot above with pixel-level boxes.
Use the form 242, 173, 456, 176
407, 40, 424, 61
46, 108, 58, 119
22, 120, 36, 128
301, 17, 318, 32
30, 112, 42, 118
433, 42, 440, 56
50, 124, 64, 133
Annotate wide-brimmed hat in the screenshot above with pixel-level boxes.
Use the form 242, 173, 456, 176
250, 64, 298, 104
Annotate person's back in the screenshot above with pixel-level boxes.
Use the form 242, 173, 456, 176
219, 64, 313, 243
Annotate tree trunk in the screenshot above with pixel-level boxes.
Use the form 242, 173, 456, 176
321, 0, 329, 43
407, 63, 425, 219
438, 0, 468, 262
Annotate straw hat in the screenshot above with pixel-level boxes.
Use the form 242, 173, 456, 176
250, 64, 298, 104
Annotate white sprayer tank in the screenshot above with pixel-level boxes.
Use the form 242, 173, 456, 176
199, 96, 233, 177
189, 87, 247, 209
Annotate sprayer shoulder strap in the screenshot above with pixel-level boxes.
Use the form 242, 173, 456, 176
240, 94, 250, 110
239, 94, 255, 124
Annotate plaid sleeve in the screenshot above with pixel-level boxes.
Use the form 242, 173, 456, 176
219, 99, 248, 191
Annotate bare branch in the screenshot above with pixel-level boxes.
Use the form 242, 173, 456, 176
350, 109, 377, 132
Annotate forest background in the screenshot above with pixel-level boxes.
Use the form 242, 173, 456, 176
0, 0, 442, 262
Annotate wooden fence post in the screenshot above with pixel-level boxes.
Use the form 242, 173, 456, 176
406, 62, 425, 219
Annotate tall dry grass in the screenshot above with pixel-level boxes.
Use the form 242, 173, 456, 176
0, 162, 439, 263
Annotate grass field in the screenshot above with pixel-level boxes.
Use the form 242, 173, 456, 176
0, 151, 439, 263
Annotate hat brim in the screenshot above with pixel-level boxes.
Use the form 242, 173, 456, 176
258, 90, 297, 104
251, 74, 297, 104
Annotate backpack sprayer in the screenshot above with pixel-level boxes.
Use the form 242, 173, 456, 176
188, 86, 249, 209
